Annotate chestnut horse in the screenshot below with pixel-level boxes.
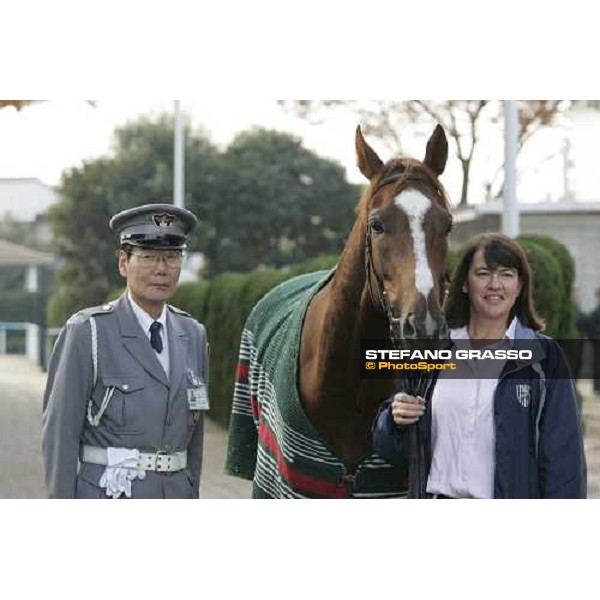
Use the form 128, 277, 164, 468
226, 125, 453, 497
299, 125, 452, 468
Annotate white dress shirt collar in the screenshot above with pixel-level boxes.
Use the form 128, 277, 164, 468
126, 292, 170, 378
127, 292, 167, 332
450, 316, 518, 343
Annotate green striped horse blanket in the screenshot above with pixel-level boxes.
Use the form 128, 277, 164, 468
225, 269, 408, 498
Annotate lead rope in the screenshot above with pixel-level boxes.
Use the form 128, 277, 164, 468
86, 316, 116, 427
407, 373, 430, 498
365, 225, 432, 499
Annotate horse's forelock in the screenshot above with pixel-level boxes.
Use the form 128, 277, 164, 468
358, 158, 451, 221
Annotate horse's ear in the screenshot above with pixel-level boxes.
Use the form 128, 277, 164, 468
355, 126, 384, 180
423, 124, 448, 176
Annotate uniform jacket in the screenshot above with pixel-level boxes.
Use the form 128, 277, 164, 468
372, 321, 587, 499
42, 294, 209, 499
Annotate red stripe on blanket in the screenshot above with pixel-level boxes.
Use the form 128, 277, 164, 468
236, 363, 249, 383
250, 394, 259, 419
259, 423, 348, 498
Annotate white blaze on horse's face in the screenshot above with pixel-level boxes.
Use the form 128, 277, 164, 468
394, 189, 434, 299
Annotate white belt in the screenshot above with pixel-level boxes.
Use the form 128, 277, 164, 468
81, 446, 187, 473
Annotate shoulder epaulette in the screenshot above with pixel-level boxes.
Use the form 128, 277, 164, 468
66, 302, 115, 326
168, 304, 192, 318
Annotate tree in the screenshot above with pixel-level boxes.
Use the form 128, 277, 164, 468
48, 115, 223, 324
485, 100, 571, 200
208, 128, 359, 274
281, 100, 571, 207
47, 117, 359, 324
0, 100, 38, 111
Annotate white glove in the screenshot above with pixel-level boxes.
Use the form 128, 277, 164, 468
99, 467, 125, 499
99, 448, 146, 499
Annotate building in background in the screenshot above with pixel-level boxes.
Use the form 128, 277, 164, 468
0, 178, 62, 250
0, 178, 61, 221
0, 239, 54, 363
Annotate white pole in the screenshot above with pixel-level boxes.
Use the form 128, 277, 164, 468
563, 137, 573, 201
503, 100, 519, 238
174, 100, 185, 208
25, 323, 39, 364
25, 265, 38, 292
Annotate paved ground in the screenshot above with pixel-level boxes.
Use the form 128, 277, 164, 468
579, 379, 600, 498
0, 356, 47, 498
0, 354, 597, 499
0, 355, 252, 499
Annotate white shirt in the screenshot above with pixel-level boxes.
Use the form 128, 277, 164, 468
127, 293, 170, 378
426, 317, 517, 499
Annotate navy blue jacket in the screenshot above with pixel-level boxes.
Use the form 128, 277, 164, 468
372, 321, 587, 498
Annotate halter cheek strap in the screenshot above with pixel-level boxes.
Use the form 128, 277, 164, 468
364, 225, 400, 345
364, 171, 406, 344
365, 229, 449, 337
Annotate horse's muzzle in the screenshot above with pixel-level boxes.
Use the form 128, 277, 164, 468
398, 310, 447, 341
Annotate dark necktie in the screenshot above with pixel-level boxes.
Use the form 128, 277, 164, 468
149, 321, 163, 353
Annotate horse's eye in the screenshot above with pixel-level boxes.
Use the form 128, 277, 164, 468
370, 219, 385, 235
445, 220, 453, 235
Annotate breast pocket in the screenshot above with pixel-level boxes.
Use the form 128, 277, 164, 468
90, 376, 145, 434
185, 373, 208, 431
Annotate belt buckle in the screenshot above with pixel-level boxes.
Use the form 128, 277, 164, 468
154, 450, 170, 473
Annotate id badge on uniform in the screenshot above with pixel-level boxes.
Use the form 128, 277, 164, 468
187, 384, 209, 410
186, 369, 209, 411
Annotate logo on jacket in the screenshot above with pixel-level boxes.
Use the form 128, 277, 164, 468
515, 384, 532, 408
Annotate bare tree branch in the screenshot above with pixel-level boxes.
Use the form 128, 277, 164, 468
280, 100, 573, 207
0, 100, 39, 111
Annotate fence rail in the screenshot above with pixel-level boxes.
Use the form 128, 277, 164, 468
0, 322, 62, 369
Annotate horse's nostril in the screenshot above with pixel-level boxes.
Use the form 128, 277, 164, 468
403, 313, 416, 338
439, 320, 449, 339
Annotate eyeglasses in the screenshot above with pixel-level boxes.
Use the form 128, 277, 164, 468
129, 250, 184, 269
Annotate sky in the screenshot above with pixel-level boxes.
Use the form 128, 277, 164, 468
0, 99, 364, 182
1, 100, 600, 206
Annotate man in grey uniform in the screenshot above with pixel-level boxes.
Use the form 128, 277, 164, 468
42, 204, 209, 499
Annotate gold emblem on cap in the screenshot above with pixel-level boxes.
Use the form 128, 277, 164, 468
153, 213, 175, 227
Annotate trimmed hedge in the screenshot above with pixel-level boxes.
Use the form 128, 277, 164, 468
518, 234, 575, 294
447, 249, 461, 280
518, 234, 579, 340
170, 257, 337, 427
47, 287, 73, 327
517, 235, 581, 376
516, 239, 564, 338
0, 291, 38, 322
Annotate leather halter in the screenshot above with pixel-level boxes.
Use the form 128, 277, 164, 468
364, 172, 407, 348
364, 170, 448, 348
